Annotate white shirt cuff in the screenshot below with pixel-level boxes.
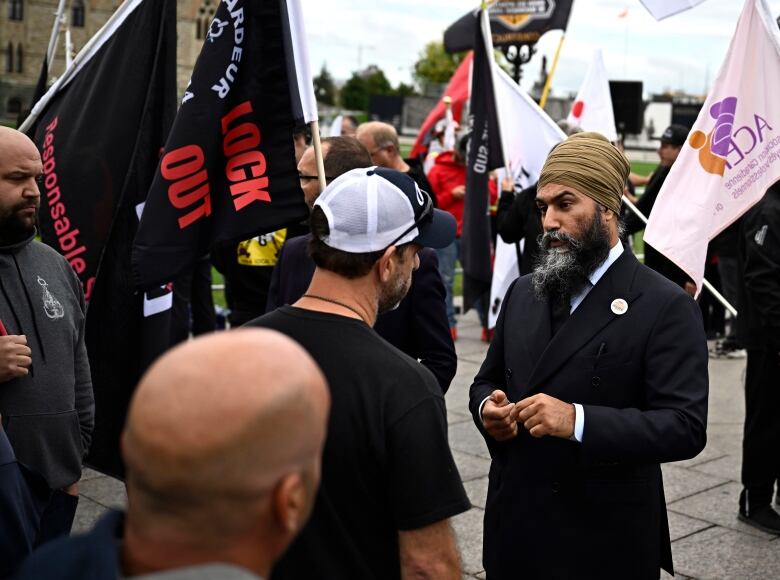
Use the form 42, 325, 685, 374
571, 403, 584, 442
478, 396, 491, 425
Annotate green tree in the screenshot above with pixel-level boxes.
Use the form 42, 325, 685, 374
394, 82, 417, 97
413, 41, 466, 88
340, 73, 368, 110
340, 65, 393, 111
313, 64, 336, 105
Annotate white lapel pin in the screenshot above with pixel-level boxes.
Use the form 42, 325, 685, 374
611, 298, 628, 315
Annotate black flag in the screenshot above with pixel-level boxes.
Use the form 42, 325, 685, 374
132, 0, 311, 290
462, 11, 504, 314
445, 0, 574, 53
26, 0, 178, 478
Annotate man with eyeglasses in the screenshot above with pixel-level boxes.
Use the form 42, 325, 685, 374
357, 121, 434, 205
266, 136, 457, 393
247, 167, 470, 579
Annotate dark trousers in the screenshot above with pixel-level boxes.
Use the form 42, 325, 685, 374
34, 490, 79, 547
741, 349, 780, 507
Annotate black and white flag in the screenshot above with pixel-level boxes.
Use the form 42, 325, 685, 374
462, 7, 505, 314
132, 0, 318, 290
22, 0, 178, 478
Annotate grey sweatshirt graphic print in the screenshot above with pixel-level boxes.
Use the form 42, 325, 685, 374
0, 234, 94, 489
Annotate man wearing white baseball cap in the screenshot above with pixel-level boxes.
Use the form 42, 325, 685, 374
247, 166, 469, 579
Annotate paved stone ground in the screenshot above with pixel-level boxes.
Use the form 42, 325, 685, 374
74, 311, 779, 579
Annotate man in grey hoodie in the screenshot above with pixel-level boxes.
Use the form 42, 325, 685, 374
0, 126, 94, 547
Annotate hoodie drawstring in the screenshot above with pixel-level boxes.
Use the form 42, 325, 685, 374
11, 252, 47, 364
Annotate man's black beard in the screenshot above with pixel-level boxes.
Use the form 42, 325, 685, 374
531, 209, 612, 302
0, 207, 37, 245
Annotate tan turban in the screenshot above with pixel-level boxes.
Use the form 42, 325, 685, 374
538, 132, 630, 214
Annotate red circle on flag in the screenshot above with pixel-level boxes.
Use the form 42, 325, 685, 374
572, 101, 585, 119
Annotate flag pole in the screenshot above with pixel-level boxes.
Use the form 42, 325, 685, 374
539, 33, 565, 110
480, 3, 511, 175
621, 195, 737, 316
46, 0, 68, 71
310, 120, 328, 193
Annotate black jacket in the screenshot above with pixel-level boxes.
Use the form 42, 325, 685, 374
624, 166, 691, 288
469, 249, 708, 579
737, 186, 780, 351
0, 428, 49, 578
496, 183, 542, 275
265, 235, 457, 393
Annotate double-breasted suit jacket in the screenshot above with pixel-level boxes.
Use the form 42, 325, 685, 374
469, 248, 709, 580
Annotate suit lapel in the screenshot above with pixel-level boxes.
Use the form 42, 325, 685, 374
525, 250, 643, 393
519, 283, 551, 366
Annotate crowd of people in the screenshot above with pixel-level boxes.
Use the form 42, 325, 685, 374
1, 108, 779, 579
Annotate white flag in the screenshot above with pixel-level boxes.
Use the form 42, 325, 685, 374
644, 0, 780, 295
488, 67, 566, 327
284, 0, 318, 124
443, 105, 457, 151
328, 114, 343, 136
640, 0, 707, 21
567, 49, 617, 142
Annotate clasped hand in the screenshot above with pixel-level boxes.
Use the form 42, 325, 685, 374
0, 335, 32, 382
481, 390, 575, 441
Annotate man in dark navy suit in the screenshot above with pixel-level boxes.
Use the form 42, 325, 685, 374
267, 136, 456, 393
470, 132, 709, 579
0, 417, 48, 577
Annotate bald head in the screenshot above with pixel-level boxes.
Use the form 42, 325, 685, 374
0, 126, 38, 156
0, 127, 42, 245
356, 121, 406, 171
122, 329, 329, 557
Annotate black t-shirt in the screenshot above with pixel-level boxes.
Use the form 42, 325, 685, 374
247, 306, 470, 579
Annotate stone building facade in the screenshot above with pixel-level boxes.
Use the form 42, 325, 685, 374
0, 0, 215, 123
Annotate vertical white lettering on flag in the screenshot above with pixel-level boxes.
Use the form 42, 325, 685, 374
644, 0, 780, 295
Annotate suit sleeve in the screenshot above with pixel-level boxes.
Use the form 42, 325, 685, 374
624, 175, 660, 235
409, 250, 456, 393
496, 190, 525, 243
580, 291, 708, 464
742, 204, 780, 350
469, 279, 517, 442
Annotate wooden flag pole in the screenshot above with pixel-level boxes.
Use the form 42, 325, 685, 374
621, 194, 737, 316
539, 33, 566, 110
310, 119, 328, 193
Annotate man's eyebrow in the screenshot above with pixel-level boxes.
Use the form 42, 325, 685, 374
536, 191, 578, 204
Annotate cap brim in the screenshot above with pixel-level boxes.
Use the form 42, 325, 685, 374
412, 209, 457, 249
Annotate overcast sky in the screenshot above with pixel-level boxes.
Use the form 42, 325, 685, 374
300, 0, 780, 98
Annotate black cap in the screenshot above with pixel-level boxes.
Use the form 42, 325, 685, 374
660, 124, 689, 147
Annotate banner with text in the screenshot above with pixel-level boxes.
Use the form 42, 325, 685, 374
25, 0, 178, 478
645, 0, 780, 294
444, 0, 574, 53
132, 0, 315, 289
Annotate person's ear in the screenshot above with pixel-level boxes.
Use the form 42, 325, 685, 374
376, 246, 397, 283
272, 473, 306, 534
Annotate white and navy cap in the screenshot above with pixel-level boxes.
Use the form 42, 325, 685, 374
313, 166, 456, 253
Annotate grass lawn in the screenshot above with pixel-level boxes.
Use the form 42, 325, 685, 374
631, 160, 657, 177
211, 268, 226, 309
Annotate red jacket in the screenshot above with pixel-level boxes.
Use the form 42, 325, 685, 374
428, 151, 465, 236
